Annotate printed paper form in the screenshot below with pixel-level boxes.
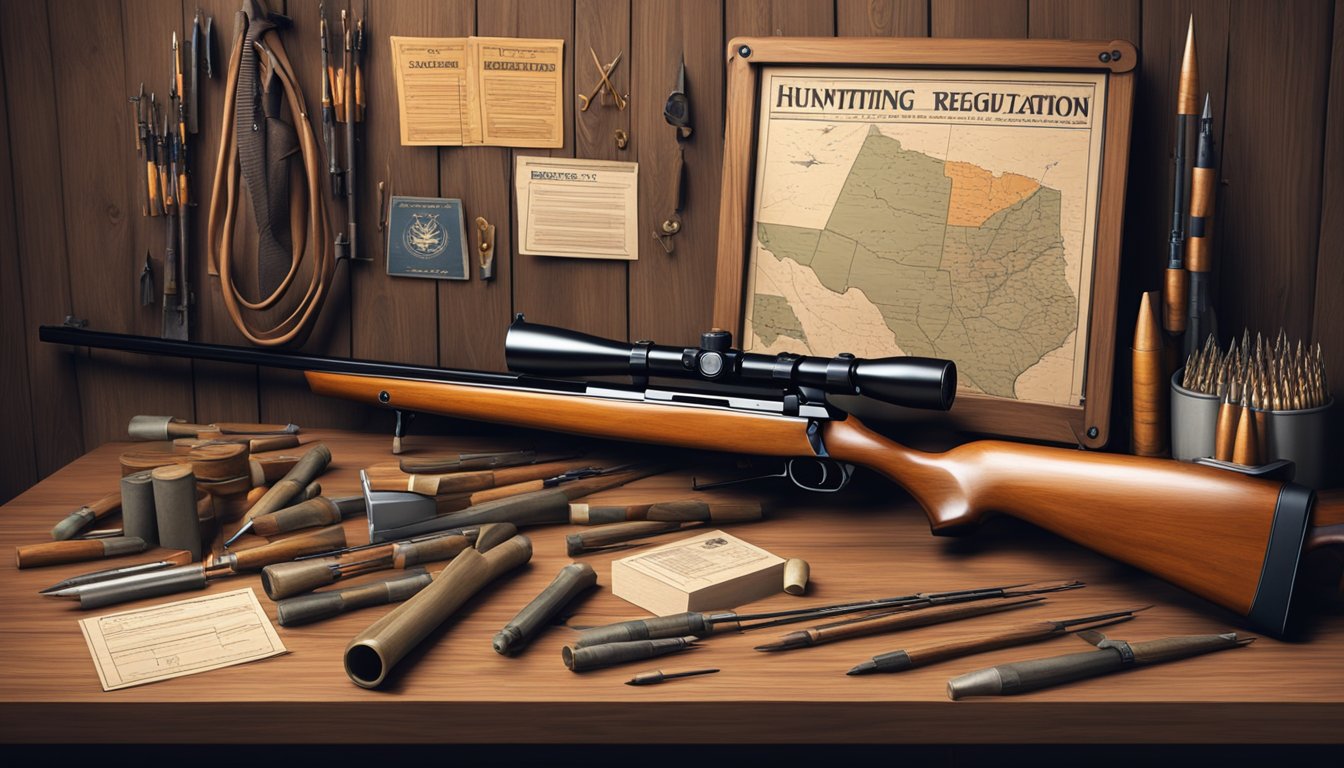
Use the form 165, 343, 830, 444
468, 37, 565, 147
391, 36, 563, 148
79, 588, 287, 691
390, 37, 469, 146
515, 156, 639, 260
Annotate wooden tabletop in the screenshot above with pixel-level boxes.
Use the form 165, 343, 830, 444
1, 429, 1341, 745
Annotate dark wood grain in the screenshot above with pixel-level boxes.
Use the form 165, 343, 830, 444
256, 0, 360, 430
931, 0, 1027, 38
189, 0, 264, 424
1315, 0, 1344, 408
0, 429, 1341, 743
1028, 0, 1139, 40
726, 0, 835, 37
1219, 0, 1333, 343
836, 0, 929, 37
0, 49, 39, 504
0, 0, 85, 476
1112, 1, 1230, 449
486, 1, 626, 341
350, 0, 446, 368
628, 0, 724, 346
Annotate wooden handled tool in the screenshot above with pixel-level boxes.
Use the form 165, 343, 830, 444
17, 537, 147, 569
363, 458, 596, 496
128, 415, 299, 440
50, 492, 123, 541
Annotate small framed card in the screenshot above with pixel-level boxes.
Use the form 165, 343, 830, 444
386, 196, 470, 280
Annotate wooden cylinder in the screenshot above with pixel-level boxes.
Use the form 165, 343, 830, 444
344, 534, 533, 689
152, 464, 202, 561
566, 521, 686, 555
568, 502, 650, 525
392, 534, 472, 569
50, 491, 122, 541
784, 558, 810, 595
120, 470, 158, 544
218, 525, 347, 571
573, 613, 718, 649
372, 488, 572, 542
17, 536, 147, 569
647, 500, 764, 523
250, 496, 347, 538
261, 558, 340, 599
249, 454, 303, 486
120, 449, 186, 476
473, 522, 519, 553
276, 569, 434, 627
562, 636, 698, 672
493, 562, 597, 655
242, 443, 332, 523
189, 443, 250, 481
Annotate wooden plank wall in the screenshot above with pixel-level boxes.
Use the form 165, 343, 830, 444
1, 0, 1340, 501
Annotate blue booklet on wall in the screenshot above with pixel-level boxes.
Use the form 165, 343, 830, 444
386, 196, 470, 280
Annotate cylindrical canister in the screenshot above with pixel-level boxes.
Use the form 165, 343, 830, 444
120, 470, 158, 545
152, 464, 202, 560
1170, 369, 1220, 461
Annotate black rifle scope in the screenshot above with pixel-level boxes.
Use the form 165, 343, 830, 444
505, 316, 956, 411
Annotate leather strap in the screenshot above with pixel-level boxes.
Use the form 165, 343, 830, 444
208, 0, 337, 347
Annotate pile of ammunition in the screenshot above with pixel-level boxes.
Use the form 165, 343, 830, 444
1182, 330, 1329, 465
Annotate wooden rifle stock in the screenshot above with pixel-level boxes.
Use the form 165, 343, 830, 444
306, 370, 1323, 636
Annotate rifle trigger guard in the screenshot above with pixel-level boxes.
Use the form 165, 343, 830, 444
785, 458, 854, 493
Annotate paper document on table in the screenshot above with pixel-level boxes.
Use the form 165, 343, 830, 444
79, 588, 287, 691
391, 36, 563, 148
515, 156, 639, 260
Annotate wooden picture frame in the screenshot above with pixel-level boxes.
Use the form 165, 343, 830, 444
712, 37, 1136, 448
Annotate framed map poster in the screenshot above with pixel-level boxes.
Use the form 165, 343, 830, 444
713, 38, 1136, 448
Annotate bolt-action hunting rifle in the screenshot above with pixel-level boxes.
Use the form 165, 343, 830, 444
40, 318, 1344, 637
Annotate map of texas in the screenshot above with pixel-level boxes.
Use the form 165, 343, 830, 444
754, 127, 1076, 398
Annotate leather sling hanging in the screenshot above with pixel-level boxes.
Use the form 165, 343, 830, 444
207, 0, 338, 347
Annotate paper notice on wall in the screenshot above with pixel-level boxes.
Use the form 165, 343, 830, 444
79, 588, 287, 691
391, 36, 564, 148
389, 37, 470, 146
514, 156, 639, 260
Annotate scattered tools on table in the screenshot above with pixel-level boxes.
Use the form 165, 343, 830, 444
363, 458, 599, 497
493, 562, 597, 655
224, 443, 333, 547
39, 551, 195, 595
50, 492, 122, 541
276, 568, 434, 627
625, 668, 718, 686
365, 464, 666, 543
127, 415, 300, 440
566, 520, 691, 555
846, 606, 1148, 675
398, 449, 574, 475
753, 595, 1052, 652
946, 629, 1253, 699
45, 526, 347, 609
569, 499, 763, 525
564, 636, 699, 673
17, 537, 149, 570
344, 533, 533, 689
572, 581, 1073, 649
261, 525, 512, 600
249, 494, 364, 538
